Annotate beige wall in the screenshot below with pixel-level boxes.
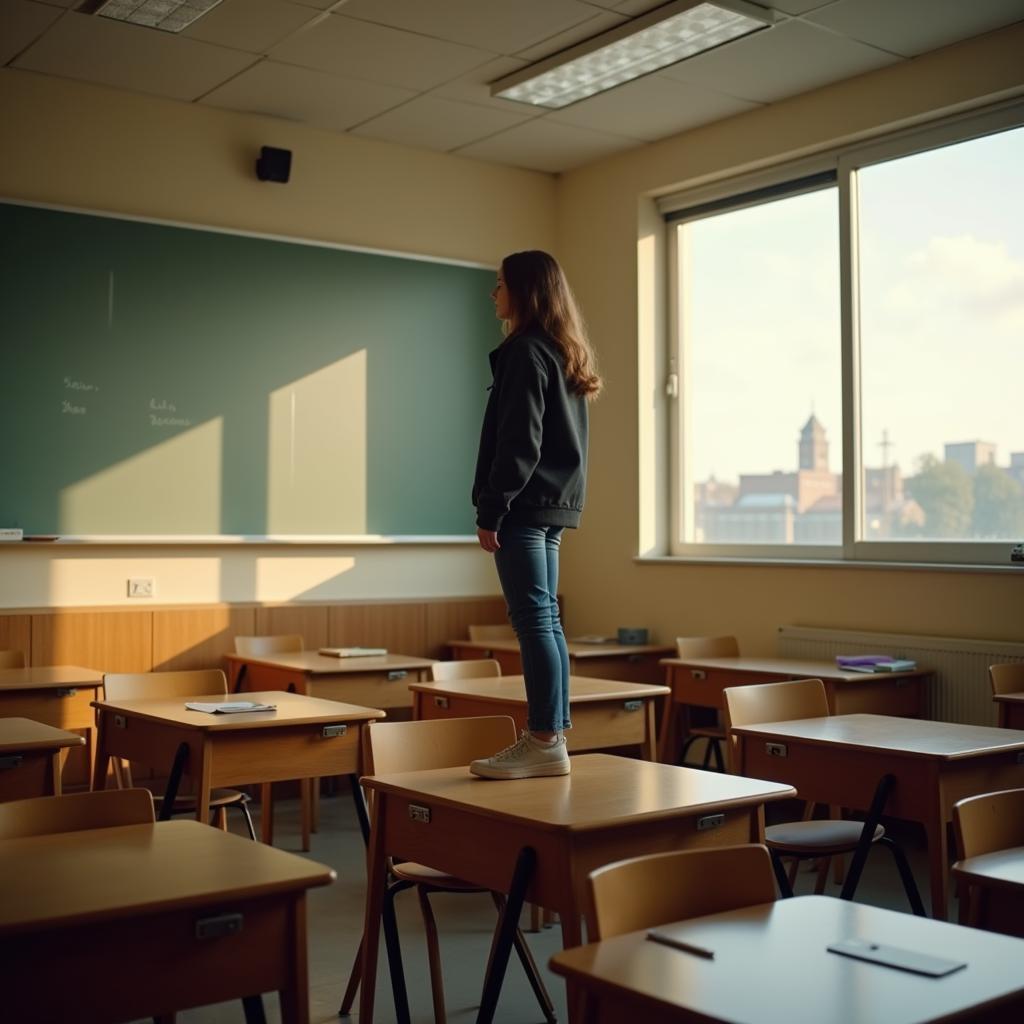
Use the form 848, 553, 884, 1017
556, 25, 1024, 652
0, 69, 556, 608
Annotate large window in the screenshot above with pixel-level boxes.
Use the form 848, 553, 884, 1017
663, 104, 1024, 566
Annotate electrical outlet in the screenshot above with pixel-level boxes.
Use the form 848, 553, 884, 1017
127, 577, 154, 598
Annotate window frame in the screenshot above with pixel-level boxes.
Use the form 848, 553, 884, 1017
661, 99, 1024, 568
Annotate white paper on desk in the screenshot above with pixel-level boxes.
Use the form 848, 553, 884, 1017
185, 701, 277, 714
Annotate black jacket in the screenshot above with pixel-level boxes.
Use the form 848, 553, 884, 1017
473, 328, 588, 532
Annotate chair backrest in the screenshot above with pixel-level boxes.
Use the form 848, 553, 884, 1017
587, 844, 776, 941
0, 789, 155, 840
953, 788, 1024, 861
723, 677, 828, 729
365, 716, 518, 775
234, 634, 304, 656
989, 663, 1024, 697
675, 635, 739, 658
468, 624, 515, 641
0, 649, 26, 669
103, 669, 228, 701
430, 659, 502, 682
723, 678, 828, 773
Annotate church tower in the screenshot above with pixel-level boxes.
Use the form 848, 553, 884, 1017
799, 414, 829, 472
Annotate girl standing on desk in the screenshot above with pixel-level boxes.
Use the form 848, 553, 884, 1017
470, 250, 601, 780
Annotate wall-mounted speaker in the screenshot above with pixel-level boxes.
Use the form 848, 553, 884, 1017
256, 146, 292, 183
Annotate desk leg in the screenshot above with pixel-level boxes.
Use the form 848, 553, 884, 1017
477, 846, 536, 1024
358, 794, 388, 1023
48, 751, 62, 797
159, 743, 190, 821
656, 679, 679, 763
279, 895, 309, 1024
642, 700, 658, 761
92, 713, 112, 792
924, 793, 950, 921
232, 663, 248, 693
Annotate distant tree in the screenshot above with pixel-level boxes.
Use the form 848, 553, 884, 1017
904, 455, 973, 538
972, 464, 1024, 538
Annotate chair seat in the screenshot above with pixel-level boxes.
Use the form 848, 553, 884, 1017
391, 860, 485, 891
767, 819, 884, 853
150, 786, 249, 811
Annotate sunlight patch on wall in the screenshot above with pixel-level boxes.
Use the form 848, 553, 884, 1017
254, 556, 356, 603
268, 351, 367, 534
60, 418, 222, 533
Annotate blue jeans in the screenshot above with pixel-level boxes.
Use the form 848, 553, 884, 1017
493, 524, 571, 734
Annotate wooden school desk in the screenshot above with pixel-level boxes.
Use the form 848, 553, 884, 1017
549, 895, 1024, 1024
993, 691, 1024, 729
225, 649, 434, 712
0, 819, 333, 1024
359, 753, 795, 1023
92, 690, 384, 841
658, 655, 930, 763
0, 665, 103, 782
410, 675, 669, 759
0, 718, 84, 800
446, 638, 675, 684
953, 847, 1024, 937
729, 714, 1024, 919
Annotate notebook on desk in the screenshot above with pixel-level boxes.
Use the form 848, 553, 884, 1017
318, 647, 388, 658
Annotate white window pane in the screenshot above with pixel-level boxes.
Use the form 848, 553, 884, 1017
678, 188, 841, 545
858, 125, 1024, 542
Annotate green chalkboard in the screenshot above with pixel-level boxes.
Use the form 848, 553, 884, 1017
1, 201, 499, 537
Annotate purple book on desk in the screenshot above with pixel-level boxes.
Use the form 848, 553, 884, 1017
835, 654, 896, 667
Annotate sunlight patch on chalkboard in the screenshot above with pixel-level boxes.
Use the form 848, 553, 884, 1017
267, 351, 367, 535
59, 418, 223, 533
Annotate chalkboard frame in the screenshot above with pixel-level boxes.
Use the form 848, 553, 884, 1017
1, 197, 498, 545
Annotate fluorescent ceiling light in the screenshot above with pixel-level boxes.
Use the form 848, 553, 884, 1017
94, 0, 224, 33
491, 0, 774, 109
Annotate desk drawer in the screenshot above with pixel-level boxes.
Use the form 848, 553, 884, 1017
0, 687, 98, 731
575, 655, 663, 685
309, 673, 414, 710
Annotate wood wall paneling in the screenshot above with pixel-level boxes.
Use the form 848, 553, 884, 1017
0, 614, 31, 664
424, 597, 509, 659
31, 611, 152, 673
153, 606, 257, 671
254, 606, 330, 651
328, 602, 428, 657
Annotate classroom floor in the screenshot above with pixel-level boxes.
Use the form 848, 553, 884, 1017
149, 767, 941, 1024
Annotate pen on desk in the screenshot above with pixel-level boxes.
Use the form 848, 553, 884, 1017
646, 931, 716, 959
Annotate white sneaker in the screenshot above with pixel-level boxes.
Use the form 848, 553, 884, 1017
470, 731, 570, 780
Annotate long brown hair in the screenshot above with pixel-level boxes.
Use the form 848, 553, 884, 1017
501, 250, 602, 398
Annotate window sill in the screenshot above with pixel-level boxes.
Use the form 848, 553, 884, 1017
634, 554, 1022, 575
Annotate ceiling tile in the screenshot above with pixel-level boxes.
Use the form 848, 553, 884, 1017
660, 18, 900, 103
430, 55, 540, 114
772, 0, 838, 13
184, 0, 319, 54
611, 0, 673, 14
457, 117, 638, 173
201, 59, 416, 132
514, 9, 628, 61
339, 0, 601, 56
351, 94, 534, 151
12, 10, 257, 101
806, 0, 1024, 58
0, 0, 62, 65
549, 72, 760, 140
269, 12, 493, 91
